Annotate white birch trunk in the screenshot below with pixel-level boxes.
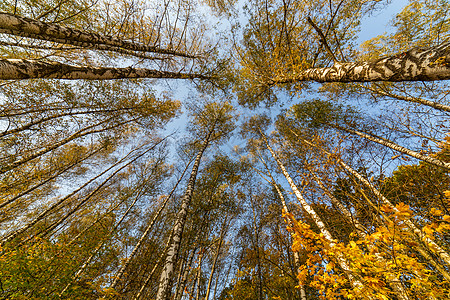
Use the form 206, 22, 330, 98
109, 158, 193, 290
360, 84, 450, 113
204, 215, 229, 300
195, 249, 204, 300
255, 153, 308, 300
0, 145, 104, 210
174, 247, 197, 300
299, 137, 450, 268
338, 159, 450, 267
0, 12, 194, 58
0, 59, 208, 80
332, 124, 450, 171
132, 231, 175, 300
1, 142, 155, 244
308, 168, 411, 300
156, 134, 212, 300
273, 42, 450, 83
260, 132, 372, 298
59, 185, 145, 297
298, 136, 450, 278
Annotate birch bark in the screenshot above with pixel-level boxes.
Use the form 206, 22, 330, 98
359, 84, 450, 113
272, 42, 450, 83
329, 123, 450, 171
0, 12, 195, 58
260, 131, 373, 299
299, 137, 450, 271
109, 157, 193, 291
0, 59, 209, 80
156, 134, 212, 300
306, 167, 411, 300
1, 142, 154, 244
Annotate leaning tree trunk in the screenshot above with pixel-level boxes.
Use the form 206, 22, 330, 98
59, 183, 146, 297
0, 116, 142, 175
1, 141, 157, 245
329, 122, 450, 171
174, 246, 197, 300
204, 216, 228, 300
0, 12, 194, 58
337, 158, 450, 269
0, 106, 138, 138
0, 59, 209, 80
360, 83, 450, 113
255, 152, 307, 300
272, 41, 450, 83
156, 131, 213, 300
132, 231, 175, 300
299, 137, 450, 276
271, 179, 307, 300
260, 131, 372, 298
108, 158, 194, 291
306, 166, 411, 300
0, 144, 104, 210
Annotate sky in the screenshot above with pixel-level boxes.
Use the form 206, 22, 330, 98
358, 0, 410, 43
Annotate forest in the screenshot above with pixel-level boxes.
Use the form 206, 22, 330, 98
0, 0, 449, 299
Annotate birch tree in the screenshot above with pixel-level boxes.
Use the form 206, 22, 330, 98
236, 0, 450, 107
156, 100, 236, 300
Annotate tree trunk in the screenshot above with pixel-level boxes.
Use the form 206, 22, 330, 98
0, 106, 137, 138
195, 249, 204, 300
174, 247, 197, 300
156, 133, 212, 300
204, 215, 229, 300
0, 145, 104, 210
0, 12, 195, 58
260, 131, 373, 299
1, 141, 157, 244
59, 183, 145, 297
273, 41, 450, 83
0, 59, 209, 81
306, 167, 411, 300
338, 157, 450, 268
330, 123, 450, 171
109, 157, 193, 291
255, 152, 307, 300
300, 137, 450, 276
132, 231, 175, 300
0, 116, 141, 175
360, 83, 450, 113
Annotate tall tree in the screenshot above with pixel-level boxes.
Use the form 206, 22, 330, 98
156, 100, 237, 300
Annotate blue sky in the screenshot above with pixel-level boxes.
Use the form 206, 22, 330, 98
358, 0, 410, 43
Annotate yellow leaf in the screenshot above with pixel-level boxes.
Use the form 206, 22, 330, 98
326, 262, 335, 272
431, 208, 443, 216
381, 205, 394, 213
423, 226, 434, 235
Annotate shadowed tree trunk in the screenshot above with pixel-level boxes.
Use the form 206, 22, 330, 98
0, 12, 195, 58
0, 59, 210, 80
155, 134, 212, 300
109, 157, 194, 291
259, 130, 374, 299
299, 137, 450, 277
327, 122, 450, 171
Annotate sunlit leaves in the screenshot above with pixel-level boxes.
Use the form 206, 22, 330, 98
285, 201, 450, 300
